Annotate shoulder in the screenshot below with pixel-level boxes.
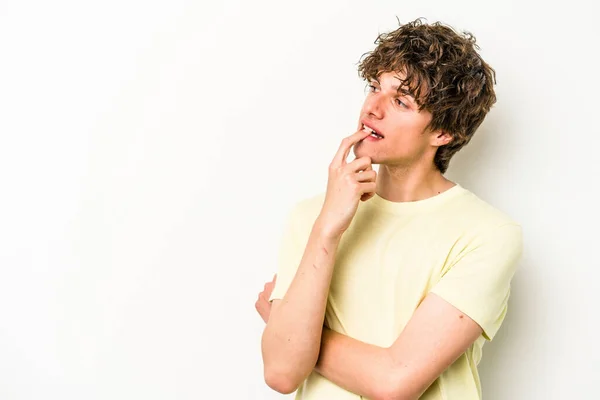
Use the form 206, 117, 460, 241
432, 187, 523, 258
437, 189, 523, 277
448, 187, 521, 234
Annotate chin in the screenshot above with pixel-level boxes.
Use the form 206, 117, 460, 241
353, 145, 378, 164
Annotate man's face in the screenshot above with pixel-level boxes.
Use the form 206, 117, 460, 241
353, 71, 440, 167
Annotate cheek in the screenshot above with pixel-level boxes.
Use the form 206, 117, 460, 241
386, 132, 428, 156
391, 119, 429, 145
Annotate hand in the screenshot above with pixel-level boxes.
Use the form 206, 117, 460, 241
317, 129, 377, 238
255, 275, 331, 330
255, 274, 277, 323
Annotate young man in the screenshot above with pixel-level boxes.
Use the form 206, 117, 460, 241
255, 18, 523, 400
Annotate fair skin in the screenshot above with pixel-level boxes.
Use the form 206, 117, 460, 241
258, 71, 484, 400
356, 71, 456, 201
260, 128, 375, 393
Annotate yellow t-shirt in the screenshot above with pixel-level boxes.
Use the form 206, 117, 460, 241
269, 184, 523, 400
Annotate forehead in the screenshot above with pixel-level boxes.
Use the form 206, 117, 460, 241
376, 71, 413, 89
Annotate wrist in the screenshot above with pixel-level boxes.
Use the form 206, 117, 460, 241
313, 217, 343, 243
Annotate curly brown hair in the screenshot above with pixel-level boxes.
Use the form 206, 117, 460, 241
357, 17, 497, 173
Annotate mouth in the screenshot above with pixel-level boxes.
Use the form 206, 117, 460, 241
361, 123, 384, 139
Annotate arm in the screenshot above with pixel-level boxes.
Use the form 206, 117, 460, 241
261, 129, 375, 394
261, 221, 341, 394
314, 293, 483, 400
314, 223, 523, 400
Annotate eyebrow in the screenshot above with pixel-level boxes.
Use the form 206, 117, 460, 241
371, 79, 417, 103
392, 85, 417, 105
393, 86, 415, 98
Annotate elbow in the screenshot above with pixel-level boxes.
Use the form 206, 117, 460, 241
371, 372, 420, 400
373, 389, 418, 400
262, 354, 315, 394
373, 391, 417, 400
264, 368, 301, 394
370, 385, 401, 400
260, 329, 317, 394
261, 342, 317, 393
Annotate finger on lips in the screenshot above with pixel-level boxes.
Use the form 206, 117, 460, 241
333, 129, 372, 167
342, 130, 372, 164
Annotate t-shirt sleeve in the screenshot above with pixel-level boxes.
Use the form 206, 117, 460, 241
429, 223, 523, 341
268, 202, 307, 302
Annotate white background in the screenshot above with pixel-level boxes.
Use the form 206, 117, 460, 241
1, 0, 598, 399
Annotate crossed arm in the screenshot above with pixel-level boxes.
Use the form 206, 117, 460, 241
267, 292, 482, 400
259, 222, 484, 400
259, 205, 521, 399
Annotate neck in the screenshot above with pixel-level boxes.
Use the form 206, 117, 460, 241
375, 162, 455, 203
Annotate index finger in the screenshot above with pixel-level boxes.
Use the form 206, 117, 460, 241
332, 129, 372, 167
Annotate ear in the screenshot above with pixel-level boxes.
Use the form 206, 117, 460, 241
430, 130, 453, 147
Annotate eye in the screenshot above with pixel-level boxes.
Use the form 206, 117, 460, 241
366, 84, 378, 93
395, 98, 408, 108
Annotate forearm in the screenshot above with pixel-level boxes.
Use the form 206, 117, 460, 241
315, 327, 396, 400
261, 219, 341, 390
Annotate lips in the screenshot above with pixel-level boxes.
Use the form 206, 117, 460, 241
361, 121, 384, 139
360, 119, 384, 137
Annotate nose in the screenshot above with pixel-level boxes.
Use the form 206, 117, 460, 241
362, 90, 384, 119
